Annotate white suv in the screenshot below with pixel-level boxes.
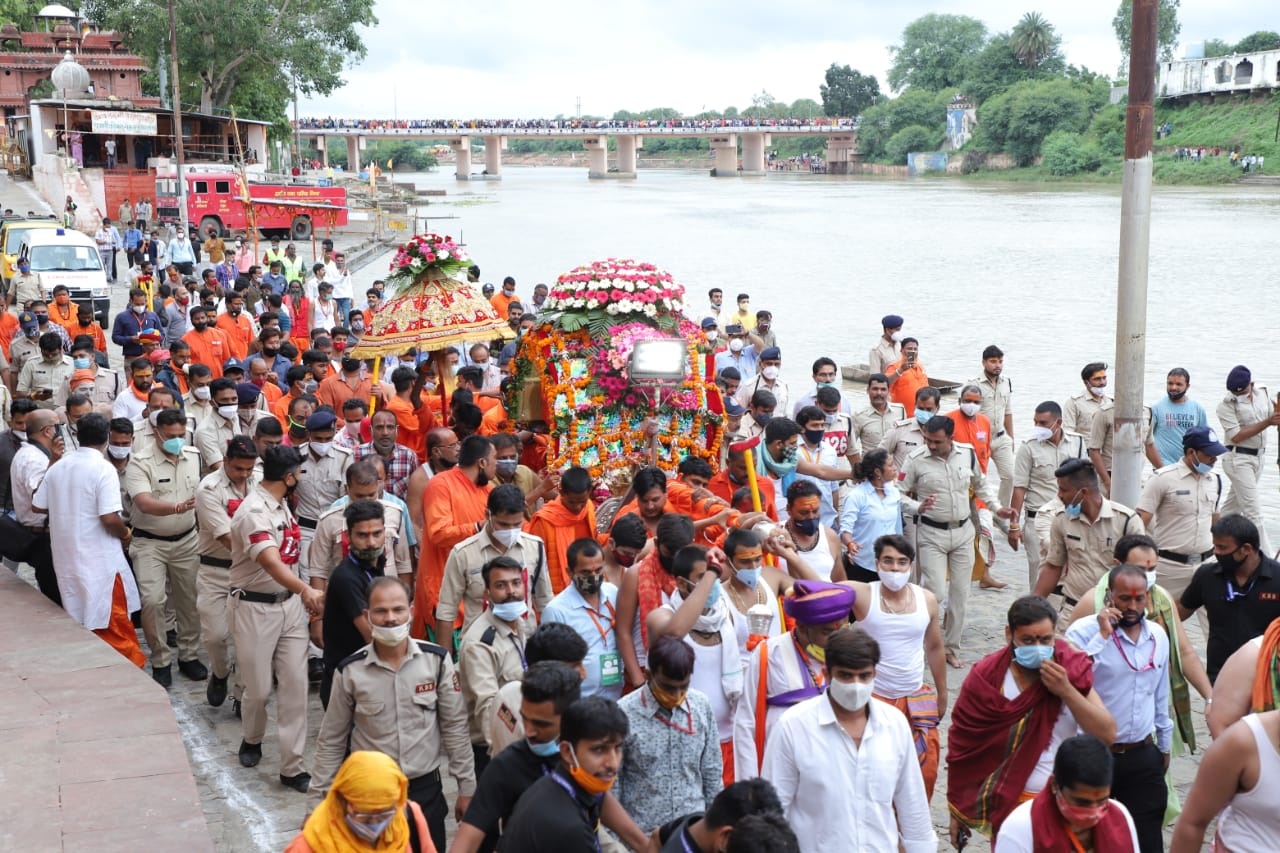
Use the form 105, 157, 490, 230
18, 228, 112, 327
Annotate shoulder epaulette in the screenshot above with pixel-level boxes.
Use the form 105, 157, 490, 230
335, 649, 368, 671
481, 625, 497, 646
415, 640, 446, 658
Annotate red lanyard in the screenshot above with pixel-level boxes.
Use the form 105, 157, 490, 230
793, 636, 826, 687
640, 687, 694, 735
584, 600, 616, 646
1111, 629, 1155, 672
1066, 828, 1088, 853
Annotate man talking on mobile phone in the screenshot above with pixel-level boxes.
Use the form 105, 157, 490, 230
886, 338, 928, 417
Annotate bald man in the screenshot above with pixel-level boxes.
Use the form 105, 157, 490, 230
405, 427, 461, 542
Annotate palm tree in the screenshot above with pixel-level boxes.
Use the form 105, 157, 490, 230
1011, 12, 1055, 70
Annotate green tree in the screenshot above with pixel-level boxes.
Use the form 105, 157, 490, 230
885, 125, 940, 164
789, 98, 822, 119
83, 0, 377, 116
856, 88, 953, 159
819, 63, 881, 116
1202, 38, 1234, 57
1010, 12, 1061, 70
1234, 31, 1280, 54
1113, 0, 1181, 65
888, 14, 988, 92
961, 32, 1065, 104
0, 0, 42, 25
977, 77, 1091, 163
1041, 130, 1105, 175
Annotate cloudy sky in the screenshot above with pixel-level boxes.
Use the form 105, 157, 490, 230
301, 1, 1270, 118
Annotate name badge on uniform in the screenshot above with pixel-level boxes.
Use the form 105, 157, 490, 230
1174, 489, 1191, 496
415, 681, 436, 694
599, 652, 622, 687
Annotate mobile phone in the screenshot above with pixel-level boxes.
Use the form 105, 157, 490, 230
726, 324, 744, 335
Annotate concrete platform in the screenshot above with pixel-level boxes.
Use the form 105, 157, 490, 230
0, 569, 214, 852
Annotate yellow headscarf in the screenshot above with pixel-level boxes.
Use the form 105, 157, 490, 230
302, 751, 410, 853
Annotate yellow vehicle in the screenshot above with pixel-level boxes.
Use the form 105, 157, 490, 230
1, 218, 60, 285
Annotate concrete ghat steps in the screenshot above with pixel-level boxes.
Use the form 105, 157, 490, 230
0, 569, 214, 853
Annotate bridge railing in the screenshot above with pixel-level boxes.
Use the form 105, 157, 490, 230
292, 121, 858, 136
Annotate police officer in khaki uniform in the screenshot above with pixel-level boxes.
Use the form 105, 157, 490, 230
125, 408, 205, 687
1217, 365, 1278, 556
228, 445, 320, 791
970, 345, 1015, 505
867, 313, 903, 376
900, 415, 1013, 666
435, 483, 552, 646
195, 378, 261, 472
131, 386, 186, 457
312, 576, 475, 853
304, 460, 412, 592
1087, 401, 1153, 496
1137, 426, 1225, 601
458, 555, 534, 777
193, 434, 258, 712
1062, 361, 1112, 437
853, 374, 905, 455
54, 339, 122, 410
878, 386, 940, 469
17, 332, 73, 409
1008, 401, 1087, 589
293, 409, 353, 558
1033, 458, 1145, 625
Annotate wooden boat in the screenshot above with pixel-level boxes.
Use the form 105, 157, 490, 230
842, 363, 965, 394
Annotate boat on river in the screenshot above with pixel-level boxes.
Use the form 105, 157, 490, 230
841, 363, 964, 393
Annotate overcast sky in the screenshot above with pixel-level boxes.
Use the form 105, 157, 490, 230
300, 1, 1271, 118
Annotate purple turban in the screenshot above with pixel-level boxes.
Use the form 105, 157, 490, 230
784, 580, 854, 626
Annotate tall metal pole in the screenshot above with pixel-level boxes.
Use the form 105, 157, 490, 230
291, 72, 300, 170
1111, 0, 1158, 508
167, 0, 188, 238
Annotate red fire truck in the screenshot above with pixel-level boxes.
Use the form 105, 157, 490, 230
154, 168, 348, 240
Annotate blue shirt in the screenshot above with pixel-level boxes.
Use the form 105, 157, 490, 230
838, 480, 903, 570
262, 272, 288, 296
123, 228, 143, 250
541, 581, 622, 700
1065, 616, 1172, 752
714, 348, 759, 381
1149, 397, 1207, 465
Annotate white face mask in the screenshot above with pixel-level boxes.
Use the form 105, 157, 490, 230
369, 619, 410, 646
107, 444, 130, 459
491, 527, 521, 548
310, 441, 332, 457
705, 330, 718, 342
959, 401, 981, 418
728, 338, 744, 353
878, 569, 910, 592
890, 331, 904, 342
1089, 385, 1107, 398
828, 678, 873, 712
217, 404, 238, 420
11, 429, 26, 442
148, 410, 162, 427
1146, 570, 1158, 590
1236, 393, 1252, 404
193, 386, 211, 401
344, 421, 361, 437
761, 366, 780, 381
1029, 425, 1054, 442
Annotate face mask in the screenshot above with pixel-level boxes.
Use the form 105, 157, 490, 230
650, 682, 687, 711
11, 429, 26, 442
613, 550, 636, 568
310, 441, 332, 457
303, 380, 319, 394
193, 322, 208, 332
1146, 570, 1158, 590
761, 366, 780, 381
350, 545, 384, 565
1088, 385, 1107, 398
1192, 459, 1213, 475
491, 526, 521, 548
1029, 425, 1054, 441
193, 386, 211, 401
816, 381, 834, 390
1055, 788, 1109, 830
890, 331, 904, 342
1236, 393, 1252, 404
1217, 548, 1246, 573
752, 412, 772, 427
805, 643, 826, 664
828, 678, 873, 712
761, 447, 797, 478
705, 330, 718, 342
569, 569, 605, 597
1013, 643, 1054, 669
218, 404, 238, 420
344, 814, 393, 845
344, 421, 362, 437
915, 409, 933, 425
734, 566, 760, 589
107, 444, 130, 459
803, 428, 825, 446
567, 744, 615, 796
1063, 499, 1083, 519
702, 580, 722, 610
161, 437, 185, 456
495, 458, 519, 478
782, 446, 798, 464
878, 569, 910, 592
148, 410, 162, 427
793, 517, 819, 536
352, 321, 364, 333
728, 338, 744, 353
823, 412, 836, 425
261, 347, 280, 358
73, 357, 91, 370
959, 402, 981, 417
491, 599, 527, 622
528, 737, 560, 758
370, 619, 410, 646
131, 304, 145, 314
1168, 389, 1186, 401
341, 358, 360, 373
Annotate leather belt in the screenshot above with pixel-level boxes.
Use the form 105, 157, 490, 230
132, 526, 196, 542
1111, 735, 1154, 754
994, 429, 1006, 438
23, 524, 48, 534
1052, 585, 1078, 607
1228, 446, 1260, 456
231, 588, 293, 604
298, 516, 318, 530
1025, 509, 1038, 518
1158, 549, 1213, 565
200, 555, 232, 568
919, 516, 970, 531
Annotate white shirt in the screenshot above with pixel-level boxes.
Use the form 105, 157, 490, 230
994, 797, 1139, 852
111, 390, 147, 422
32, 447, 138, 629
330, 268, 353, 300
733, 632, 817, 781
762, 694, 937, 853
11, 442, 53, 525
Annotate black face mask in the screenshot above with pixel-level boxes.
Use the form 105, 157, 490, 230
657, 548, 674, 573
192, 321, 208, 332
1168, 390, 1186, 401
263, 347, 279, 358
341, 358, 360, 373
1218, 547, 1246, 573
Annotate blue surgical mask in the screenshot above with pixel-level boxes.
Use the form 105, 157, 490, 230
816, 381, 834, 389
73, 357, 91, 370
1063, 500, 1083, 518
528, 738, 560, 758
491, 599, 527, 622
705, 580, 722, 609
161, 437, 185, 456
734, 566, 761, 589
1192, 461, 1212, 475
1013, 644, 1054, 669
344, 814, 393, 844
915, 409, 933, 425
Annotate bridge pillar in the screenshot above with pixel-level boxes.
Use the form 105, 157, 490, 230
709, 134, 738, 177
318, 135, 329, 168
346, 136, 361, 173
825, 133, 858, 175
741, 132, 770, 175
583, 136, 608, 179
615, 135, 641, 177
450, 138, 472, 180
482, 135, 506, 179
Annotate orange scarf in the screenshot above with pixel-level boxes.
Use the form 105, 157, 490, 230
636, 549, 677, 648
1251, 616, 1280, 712
528, 498, 597, 593
130, 382, 149, 402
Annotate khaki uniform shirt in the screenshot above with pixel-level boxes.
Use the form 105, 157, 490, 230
195, 409, 260, 471
436, 529, 553, 632
1087, 403, 1152, 471
853, 403, 905, 452
900, 441, 1003, 523
458, 608, 531, 744
183, 393, 214, 430
55, 367, 121, 409
229, 484, 301, 593
18, 355, 74, 407
736, 375, 790, 418
1136, 462, 1222, 557
1012, 431, 1087, 515
11, 272, 41, 309
293, 443, 352, 523
8, 334, 38, 379
305, 498, 411, 582
879, 418, 926, 470
1045, 499, 1145, 601
1217, 387, 1272, 451
1063, 391, 1113, 438
195, 467, 257, 562
312, 640, 476, 804
970, 374, 1012, 434
868, 337, 898, 376
124, 446, 200, 537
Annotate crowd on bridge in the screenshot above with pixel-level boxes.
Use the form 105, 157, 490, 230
7, 237, 1280, 852
293, 116, 857, 133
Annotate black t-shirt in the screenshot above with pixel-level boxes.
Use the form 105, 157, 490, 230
461, 739, 556, 852
497, 770, 602, 853
322, 555, 376, 671
1181, 555, 1280, 681
658, 814, 703, 852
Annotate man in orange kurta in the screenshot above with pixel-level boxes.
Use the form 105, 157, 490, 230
707, 449, 779, 522
215, 296, 255, 360
524, 467, 597, 593
886, 338, 929, 417
183, 307, 232, 378
945, 387, 1004, 587
413, 436, 495, 639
